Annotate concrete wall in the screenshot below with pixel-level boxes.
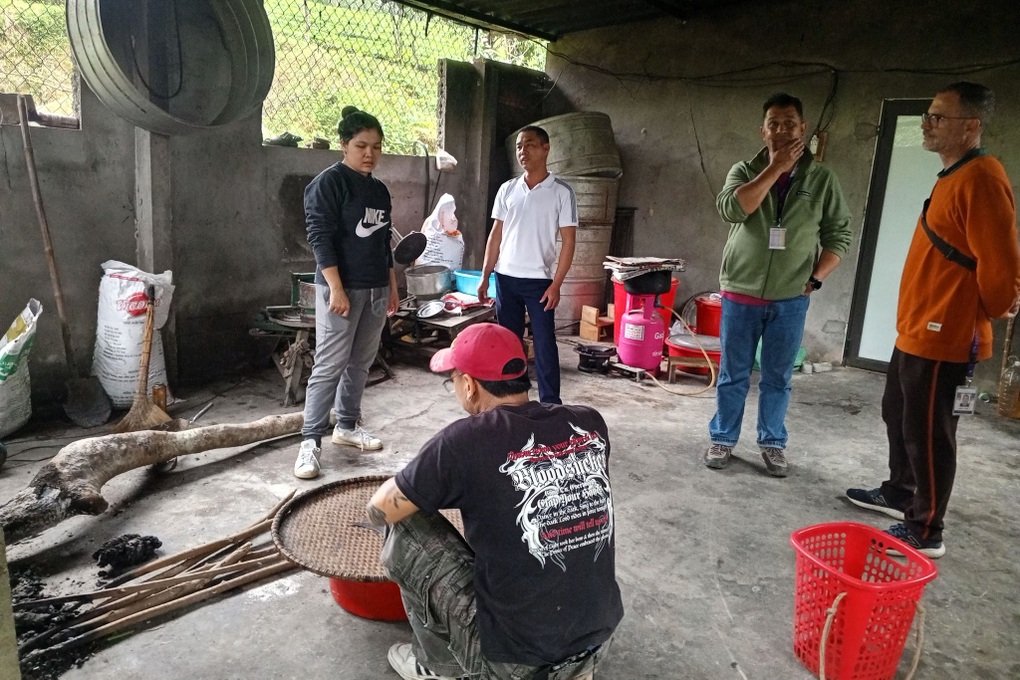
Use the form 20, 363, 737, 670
546, 0, 1020, 388
0, 85, 136, 405
0, 82, 435, 408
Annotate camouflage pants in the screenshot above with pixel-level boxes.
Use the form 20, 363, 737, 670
381, 512, 610, 680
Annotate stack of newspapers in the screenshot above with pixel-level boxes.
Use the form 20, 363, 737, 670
603, 256, 687, 281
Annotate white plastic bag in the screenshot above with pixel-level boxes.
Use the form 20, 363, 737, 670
92, 261, 174, 408
0, 299, 43, 438
415, 193, 465, 272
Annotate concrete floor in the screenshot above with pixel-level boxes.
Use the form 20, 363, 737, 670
3, 341, 1019, 679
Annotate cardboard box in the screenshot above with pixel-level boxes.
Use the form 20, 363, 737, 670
522, 338, 536, 361
579, 321, 602, 342
579, 318, 613, 342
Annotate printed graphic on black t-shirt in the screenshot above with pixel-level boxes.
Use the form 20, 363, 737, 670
498, 422, 613, 571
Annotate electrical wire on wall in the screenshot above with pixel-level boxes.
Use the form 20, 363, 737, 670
533, 38, 1020, 142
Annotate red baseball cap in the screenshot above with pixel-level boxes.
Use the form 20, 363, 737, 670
429, 323, 527, 381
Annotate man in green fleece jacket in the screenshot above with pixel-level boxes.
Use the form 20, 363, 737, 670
705, 93, 853, 477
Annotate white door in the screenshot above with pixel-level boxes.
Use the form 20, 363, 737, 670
846, 100, 943, 370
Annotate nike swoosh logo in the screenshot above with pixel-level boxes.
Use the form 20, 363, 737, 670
355, 219, 390, 237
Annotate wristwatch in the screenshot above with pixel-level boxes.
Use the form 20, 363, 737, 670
808, 276, 823, 290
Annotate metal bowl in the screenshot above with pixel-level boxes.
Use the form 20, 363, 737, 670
405, 264, 454, 300
416, 300, 446, 319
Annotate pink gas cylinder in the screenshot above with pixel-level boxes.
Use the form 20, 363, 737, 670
617, 294, 665, 370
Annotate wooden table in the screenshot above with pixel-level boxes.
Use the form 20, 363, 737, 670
390, 303, 496, 348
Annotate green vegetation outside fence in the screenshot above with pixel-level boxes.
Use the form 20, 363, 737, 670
0, 0, 545, 153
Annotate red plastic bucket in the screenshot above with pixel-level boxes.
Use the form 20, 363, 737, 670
694, 294, 722, 337
789, 522, 938, 680
612, 276, 679, 346
329, 577, 408, 621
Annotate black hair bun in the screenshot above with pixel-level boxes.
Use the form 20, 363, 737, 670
341, 106, 360, 119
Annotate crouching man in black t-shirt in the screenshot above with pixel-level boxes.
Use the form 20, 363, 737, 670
368, 323, 624, 680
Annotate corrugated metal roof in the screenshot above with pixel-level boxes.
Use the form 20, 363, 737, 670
394, 0, 741, 41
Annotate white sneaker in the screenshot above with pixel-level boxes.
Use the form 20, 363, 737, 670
387, 643, 466, 680
293, 439, 321, 479
332, 425, 383, 450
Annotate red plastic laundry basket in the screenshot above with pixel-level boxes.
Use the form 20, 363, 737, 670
789, 522, 938, 680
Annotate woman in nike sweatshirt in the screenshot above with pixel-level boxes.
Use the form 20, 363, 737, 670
293, 106, 400, 480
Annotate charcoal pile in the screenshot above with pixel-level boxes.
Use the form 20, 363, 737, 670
11, 569, 97, 680
93, 534, 162, 576
10, 493, 297, 678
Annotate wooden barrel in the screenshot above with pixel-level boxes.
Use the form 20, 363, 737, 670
553, 175, 619, 330
557, 222, 612, 280
557, 277, 608, 334
506, 112, 622, 178
566, 175, 619, 223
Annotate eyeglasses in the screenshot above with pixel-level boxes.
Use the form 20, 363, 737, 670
442, 372, 462, 394
921, 113, 978, 126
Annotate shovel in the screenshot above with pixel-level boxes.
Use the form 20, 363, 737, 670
111, 286, 172, 434
17, 95, 112, 428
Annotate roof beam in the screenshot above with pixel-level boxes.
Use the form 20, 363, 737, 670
392, 1, 561, 40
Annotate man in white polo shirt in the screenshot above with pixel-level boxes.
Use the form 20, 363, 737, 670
479, 126, 577, 404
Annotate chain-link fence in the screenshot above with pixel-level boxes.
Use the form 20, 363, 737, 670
1, 0, 544, 150
1, 0, 76, 117
264, 0, 546, 154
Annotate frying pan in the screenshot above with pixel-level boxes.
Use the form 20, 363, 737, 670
392, 230, 427, 265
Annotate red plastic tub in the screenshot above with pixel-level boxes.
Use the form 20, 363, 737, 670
790, 522, 938, 680
329, 577, 408, 621
665, 333, 721, 375
612, 276, 679, 346
694, 294, 722, 337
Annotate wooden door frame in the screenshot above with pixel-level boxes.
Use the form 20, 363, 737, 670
844, 99, 930, 372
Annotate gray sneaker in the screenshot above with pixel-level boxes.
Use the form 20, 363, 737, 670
704, 443, 732, 469
760, 447, 789, 477
332, 425, 383, 450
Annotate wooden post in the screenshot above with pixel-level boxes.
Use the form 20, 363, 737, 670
0, 528, 22, 680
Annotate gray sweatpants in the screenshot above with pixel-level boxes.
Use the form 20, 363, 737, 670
301, 284, 389, 438
381, 512, 611, 679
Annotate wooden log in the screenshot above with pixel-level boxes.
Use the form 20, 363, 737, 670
0, 413, 302, 543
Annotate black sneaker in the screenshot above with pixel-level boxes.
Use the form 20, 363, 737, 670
884, 523, 945, 559
704, 443, 732, 469
760, 447, 789, 477
846, 487, 906, 521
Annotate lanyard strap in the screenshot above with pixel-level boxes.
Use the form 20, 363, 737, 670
965, 334, 979, 384
773, 167, 797, 225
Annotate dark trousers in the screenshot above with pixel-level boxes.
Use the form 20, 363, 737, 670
494, 273, 561, 404
880, 347, 968, 542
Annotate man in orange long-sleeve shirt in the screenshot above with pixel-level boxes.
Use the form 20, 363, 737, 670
847, 82, 1020, 559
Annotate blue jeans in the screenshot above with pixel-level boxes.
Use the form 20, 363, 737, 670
301, 285, 389, 438
709, 295, 809, 449
381, 512, 612, 679
494, 273, 560, 404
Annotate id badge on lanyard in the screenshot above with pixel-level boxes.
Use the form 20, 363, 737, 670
769, 170, 795, 251
769, 224, 786, 250
953, 335, 979, 416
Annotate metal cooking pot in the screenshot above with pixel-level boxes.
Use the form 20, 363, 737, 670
405, 264, 454, 300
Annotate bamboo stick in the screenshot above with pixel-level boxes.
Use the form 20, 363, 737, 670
28, 559, 296, 659
102, 519, 272, 586
18, 555, 283, 609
